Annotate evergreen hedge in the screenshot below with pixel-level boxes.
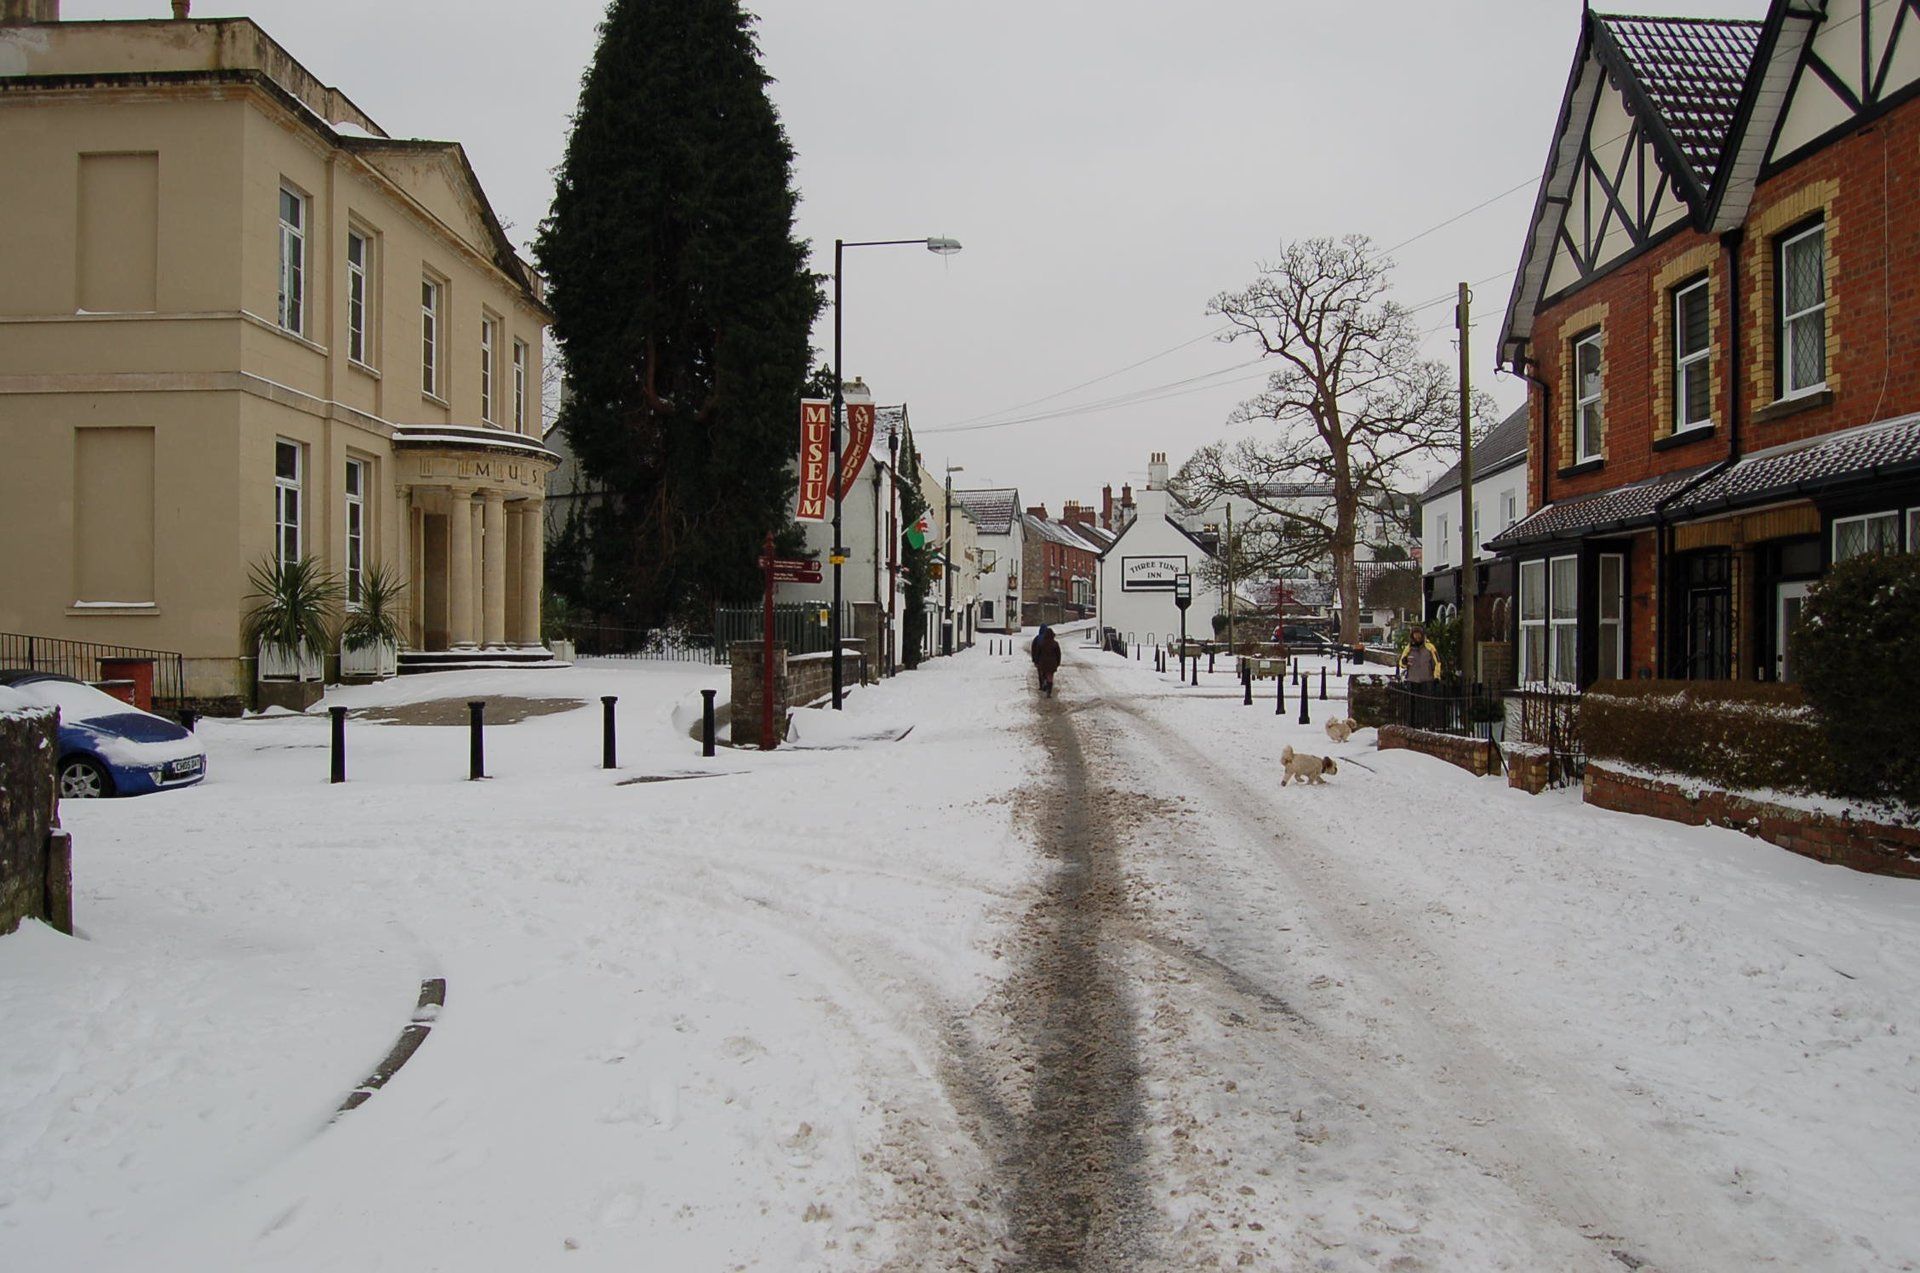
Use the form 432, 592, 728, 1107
1795, 551, 1920, 808
1581, 679, 1839, 797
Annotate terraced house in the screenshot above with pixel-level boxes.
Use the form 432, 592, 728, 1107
1494, 0, 1920, 688
0, 2, 556, 708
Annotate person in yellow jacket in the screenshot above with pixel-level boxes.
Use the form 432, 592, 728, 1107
1398, 626, 1443, 682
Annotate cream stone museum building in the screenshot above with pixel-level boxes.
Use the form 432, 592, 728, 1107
0, 2, 557, 707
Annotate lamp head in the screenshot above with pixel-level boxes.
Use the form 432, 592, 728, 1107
926, 237, 963, 256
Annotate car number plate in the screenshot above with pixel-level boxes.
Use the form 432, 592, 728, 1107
167, 757, 204, 775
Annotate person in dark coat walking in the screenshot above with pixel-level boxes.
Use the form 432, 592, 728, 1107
1030, 625, 1062, 696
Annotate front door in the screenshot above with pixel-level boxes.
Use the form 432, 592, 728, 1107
1775, 581, 1812, 682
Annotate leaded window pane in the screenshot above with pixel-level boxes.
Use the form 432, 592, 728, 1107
1784, 232, 1824, 312
1788, 312, 1825, 389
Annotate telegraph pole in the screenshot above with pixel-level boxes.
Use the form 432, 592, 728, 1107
1456, 282, 1477, 685
1224, 502, 1235, 648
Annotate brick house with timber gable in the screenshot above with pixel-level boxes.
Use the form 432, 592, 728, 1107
1493, 0, 1920, 689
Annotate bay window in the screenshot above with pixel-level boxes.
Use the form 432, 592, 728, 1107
1519, 559, 1547, 683
1833, 511, 1900, 562
1550, 554, 1578, 683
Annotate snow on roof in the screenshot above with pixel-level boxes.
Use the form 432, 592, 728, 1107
1596, 13, 1762, 190
1489, 468, 1708, 549
1667, 412, 1920, 517
1420, 405, 1531, 503
954, 489, 1020, 535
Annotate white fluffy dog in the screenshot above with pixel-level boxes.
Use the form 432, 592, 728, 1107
1324, 717, 1359, 744
1280, 745, 1338, 786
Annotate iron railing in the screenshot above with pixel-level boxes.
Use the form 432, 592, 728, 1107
1514, 684, 1585, 788
713, 602, 855, 664
1383, 679, 1502, 739
0, 632, 189, 717
568, 623, 716, 664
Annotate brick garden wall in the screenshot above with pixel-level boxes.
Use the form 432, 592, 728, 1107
1585, 762, 1920, 879
0, 707, 67, 935
1376, 724, 1497, 777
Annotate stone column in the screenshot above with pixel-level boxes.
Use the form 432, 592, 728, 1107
408, 500, 425, 649
482, 491, 508, 648
519, 500, 545, 647
469, 499, 485, 647
447, 494, 476, 649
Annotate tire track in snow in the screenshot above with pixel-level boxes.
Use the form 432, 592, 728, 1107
1001, 685, 1151, 1269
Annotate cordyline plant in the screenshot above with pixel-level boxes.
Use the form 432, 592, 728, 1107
340, 561, 407, 652
243, 555, 341, 658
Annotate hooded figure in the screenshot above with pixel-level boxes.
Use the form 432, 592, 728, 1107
1030, 625, 1062, 696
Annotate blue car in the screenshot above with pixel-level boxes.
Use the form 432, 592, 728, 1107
0, 671, 207, 799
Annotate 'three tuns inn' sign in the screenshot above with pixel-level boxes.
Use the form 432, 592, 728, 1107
1121, 555, 1186, 591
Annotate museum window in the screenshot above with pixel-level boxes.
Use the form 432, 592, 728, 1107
274, 439, 303, 569
1573, 330, 1604, 462
277, 185, 307, 336
513, 339, 529, 431
421, 277, 442, 398
1673, 277, 1711, 432
480, 316, 498, 423
345, 458, 367, 608
346, 229, 371, 366
1778, 220, 1827, 399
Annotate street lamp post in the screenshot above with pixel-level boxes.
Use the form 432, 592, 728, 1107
943, 464, 964, 655
830, 236, 962, 709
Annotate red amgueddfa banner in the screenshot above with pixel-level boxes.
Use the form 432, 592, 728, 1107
836, 401, 876, 500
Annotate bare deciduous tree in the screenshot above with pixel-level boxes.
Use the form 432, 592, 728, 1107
1177, 236, 1462, 643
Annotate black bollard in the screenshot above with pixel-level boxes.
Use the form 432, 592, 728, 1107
329, 705, 347, 784
1135, 644, 1140, 661
180, 708, 198, 734
601, 695, 618, 769
701, 689, 717, 758
1243, 662, 1253, 706
468, 700, 486, 780
1335, 648, 1344, 676
1208, 650, 1216, 674
1298, 677, 1311, 724
1320, 667, 1328, 701
1276, 668, 1286, 714
1190, 656, 1198, 687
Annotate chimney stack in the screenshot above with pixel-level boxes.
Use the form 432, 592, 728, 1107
1101, 484, 1113, 528
1147, 452, 1169, 490
172, 0, 189, 15
1026, 504, 1048, 520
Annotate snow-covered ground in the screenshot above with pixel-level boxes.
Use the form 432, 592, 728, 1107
1, 656, 1041, 1270
4, 639, 1918, 1270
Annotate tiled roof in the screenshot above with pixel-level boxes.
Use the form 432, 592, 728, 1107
1420, 405, 1531, 502
1597, 14, 1762, 187
953, 488, 1019, 535
1488, 468, 1709, 549
1022, 513, 1099, 553
1668, 413, 1920, 515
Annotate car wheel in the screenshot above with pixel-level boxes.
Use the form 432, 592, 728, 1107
59, 757, 113, 799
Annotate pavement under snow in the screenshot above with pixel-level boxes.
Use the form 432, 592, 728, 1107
2, 639, 1916, 1270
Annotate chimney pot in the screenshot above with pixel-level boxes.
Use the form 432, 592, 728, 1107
2, 0, 61, 21
171, 0, 189, 16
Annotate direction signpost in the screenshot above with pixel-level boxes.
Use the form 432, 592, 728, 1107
1174, 573, 1193, 685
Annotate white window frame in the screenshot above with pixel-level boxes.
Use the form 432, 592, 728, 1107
346, 229, 370, 367
480, 316, 498, 423
1597, 552, 1625, 681
1673, 278, 1712, 432
1471, 505, 1481, 556
1502, 491, 1518, 530
1520, 558, 1548, 684
1832, 510, 1900, 562
274, 438, 303, 569
277, 185, 307, 336
1574, 330, 1604, 463
1779, 222, 1827, 399
344, 458, 367, 608
512, 339, 529, 431
1437, 513, 1449, 566
421, 277, 442, 398
1549, 553, 1579, 684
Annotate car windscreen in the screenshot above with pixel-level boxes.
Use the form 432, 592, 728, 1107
8, 678, 147, 724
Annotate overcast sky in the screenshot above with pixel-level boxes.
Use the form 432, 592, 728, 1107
75, 0, 1770, 507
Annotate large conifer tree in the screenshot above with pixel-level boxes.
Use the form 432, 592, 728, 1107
537, 0, 819, 625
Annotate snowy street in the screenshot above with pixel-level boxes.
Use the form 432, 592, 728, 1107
5, 640, 1920, 1271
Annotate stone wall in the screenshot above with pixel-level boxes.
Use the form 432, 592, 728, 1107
1, 707, 69, 936
729, 641, 789, 747
1376, 724, 1497, 777
1584, 763, 1920, 879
